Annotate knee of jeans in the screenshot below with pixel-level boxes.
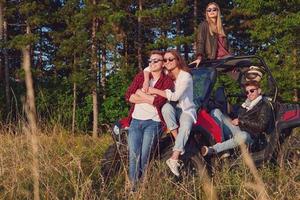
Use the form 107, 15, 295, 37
178, 125, 191, 136
162, 103, 173, 116
211, 108, 222, 118
129, 151, 140, 162
235, 132, 250, 144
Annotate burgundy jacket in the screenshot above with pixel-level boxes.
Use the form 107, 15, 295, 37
124, 71, 174, 128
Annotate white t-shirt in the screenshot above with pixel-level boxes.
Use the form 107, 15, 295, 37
132, 79, 160, 122
165, 70, 197, 122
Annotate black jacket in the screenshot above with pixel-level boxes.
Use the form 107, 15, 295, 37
197, 21, 229, 60
238, 98, 273, 137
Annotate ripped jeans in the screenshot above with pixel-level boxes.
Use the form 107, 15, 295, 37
210, 109, 253, 153
128, 119, 161, 185
162, 103, 194, 154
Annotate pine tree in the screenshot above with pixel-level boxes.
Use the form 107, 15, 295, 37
234, 0, 300, 101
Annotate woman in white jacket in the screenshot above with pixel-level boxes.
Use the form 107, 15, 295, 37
147, 50, 197, 177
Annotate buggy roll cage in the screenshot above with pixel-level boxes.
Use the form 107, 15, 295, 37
190, 55, 278, 103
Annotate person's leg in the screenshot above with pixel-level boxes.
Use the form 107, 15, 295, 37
167, 110, 194, 176
128, 119, 143, 187
161, 102, 178, 138
172, 110, 194, 156
140, 120, 161, 178
210, 109, 232, 141
212, 127, 253, 153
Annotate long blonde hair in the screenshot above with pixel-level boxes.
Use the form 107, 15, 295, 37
205, 2, 226, 37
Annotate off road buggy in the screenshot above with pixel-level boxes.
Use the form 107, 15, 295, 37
101, 55, 300, 181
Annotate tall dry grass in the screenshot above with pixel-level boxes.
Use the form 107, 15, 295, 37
0, 125, 110, 199
0, 126, 299, 199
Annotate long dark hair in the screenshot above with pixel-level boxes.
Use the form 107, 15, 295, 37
164, 49, 191, 75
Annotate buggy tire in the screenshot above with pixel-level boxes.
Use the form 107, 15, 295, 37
158, 134, 209, 177
101, 144, 127, 183
275, 129, 300, 167
250, 129, 279, 166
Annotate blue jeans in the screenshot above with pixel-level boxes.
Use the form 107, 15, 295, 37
210, 109, 232, 141
162, 103, 194, 154
210, 109, 253, 153
128, 119, 161, 185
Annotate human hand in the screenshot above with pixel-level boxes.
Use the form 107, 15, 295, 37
136, 89, 144, 95
147, 87, 156, 95
189, 57, 202, 68
142, 79, 149, 92
231, 118, 239, 126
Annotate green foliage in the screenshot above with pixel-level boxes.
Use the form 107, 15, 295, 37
100, 66, 136, 123
234, 0, 300, 101
2, 0, 298, 132
8, 34, 38, 49
35, 77, 93, 131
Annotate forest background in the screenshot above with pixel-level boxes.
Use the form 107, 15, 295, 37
0, 0, 299, 133
0, 0, 299, 199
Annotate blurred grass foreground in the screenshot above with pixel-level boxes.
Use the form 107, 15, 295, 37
0, 125, 299, 200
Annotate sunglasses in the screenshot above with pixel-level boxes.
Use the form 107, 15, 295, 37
148, 59, 163, 64
245, 88, 257, 95
207, 8, 218, 12
164, 57, 176, 63
245, 72, 262, 80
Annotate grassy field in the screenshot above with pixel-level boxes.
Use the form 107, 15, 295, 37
0, 126, 299, 199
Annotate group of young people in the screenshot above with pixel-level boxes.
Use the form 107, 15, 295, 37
123, 2, 273, 190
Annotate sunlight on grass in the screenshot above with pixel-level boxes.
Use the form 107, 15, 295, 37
0, 127, 299, 199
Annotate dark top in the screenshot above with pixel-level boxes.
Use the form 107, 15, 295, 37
216, 34, 230, 59
197, 21, 230, 60
238, 99, 273, 137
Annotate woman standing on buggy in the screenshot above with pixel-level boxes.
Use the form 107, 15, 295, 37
191, 2, 231, 66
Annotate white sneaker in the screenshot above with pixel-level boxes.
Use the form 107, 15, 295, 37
166, 158, 180, 177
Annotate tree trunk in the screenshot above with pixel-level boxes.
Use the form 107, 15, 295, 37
0, 2, 10, 114
23, 23, 40, 200
176, 18, 180, 51
101, 48, 107, 99
4, 20, 10, 113
72, 82, 76, 134
193, 0, 199, 55
0, 2, 3, 72
38, 28, 43, 69
124, 36, 129, 69
137, 0, 143, 71
292, 49, 298, 102
91, 0, 98, 138
72, 54, 77, 134
184, 44, 189, 61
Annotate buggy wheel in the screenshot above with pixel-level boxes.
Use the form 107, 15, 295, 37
250, 129, 279, 166
181, 153, 208, 178
100, 143, 128, 183
276, 129, 300, 168
158, 134, 209, 178
156, 134, 174, 161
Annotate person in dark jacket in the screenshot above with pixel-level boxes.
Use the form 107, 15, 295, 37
201, 80, 273, 156
190, 2, 230, 66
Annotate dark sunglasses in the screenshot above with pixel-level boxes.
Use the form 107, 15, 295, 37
245, 89, 257, 95
206, 8, 218, 12
164, 57, 176, 63
245, 72, 261, 80
148, 59, 163, 64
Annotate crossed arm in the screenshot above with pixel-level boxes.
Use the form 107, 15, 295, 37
129, 89, 155, 105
